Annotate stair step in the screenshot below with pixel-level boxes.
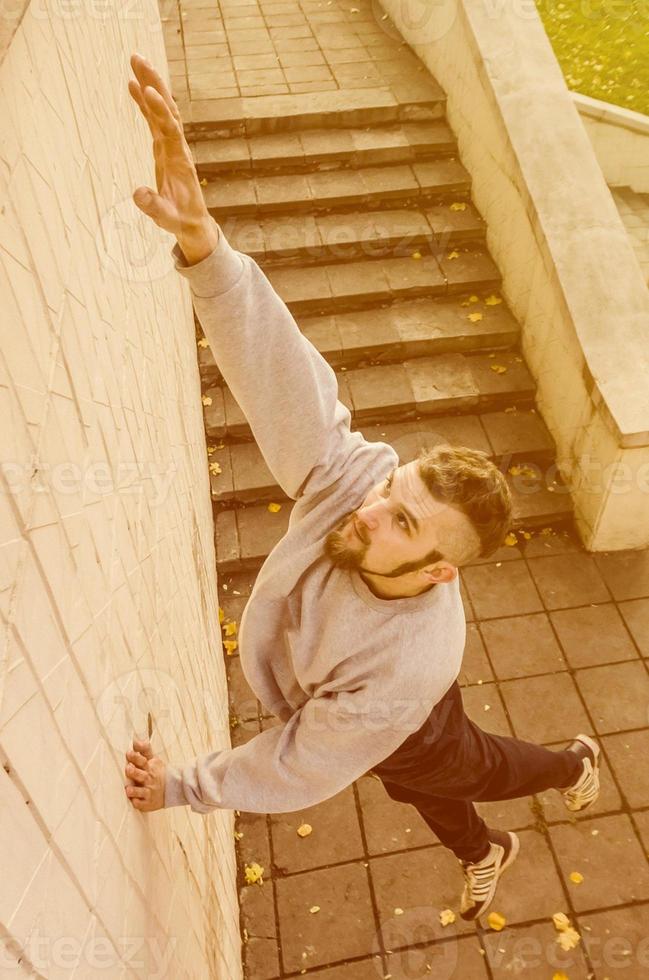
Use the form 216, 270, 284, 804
185, 84, 446, 141
209, 409, 556, 505
218, 202, 486, 265
260, 248, 500, 315
198, 293, 518, 385
193, 120, 457, 176
214, 472, 573, 574
203, 350, 536, 440
203, 159, 471, 218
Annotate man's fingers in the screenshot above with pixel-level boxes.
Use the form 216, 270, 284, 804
128, 79, 159, 139
126, 750, 148, 768
125, 784, 150, 800
130, 53, 181, 125
133, 738, 154, 760
132, 186, 178, 231
142, 85, 182, 139
125, 763, 149, 784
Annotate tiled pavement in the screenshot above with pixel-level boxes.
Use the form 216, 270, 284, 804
160, 1, 649, 977
220, 535, 649, 980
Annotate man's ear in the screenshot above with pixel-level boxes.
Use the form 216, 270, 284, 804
421, 563, 458, 584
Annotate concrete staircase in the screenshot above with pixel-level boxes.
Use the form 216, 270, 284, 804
189, 83, 573, 575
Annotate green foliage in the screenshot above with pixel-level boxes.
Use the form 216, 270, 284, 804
536, 0, 649, 116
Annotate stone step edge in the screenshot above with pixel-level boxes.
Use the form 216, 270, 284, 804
198, 307, 518, 385
213, 492, 574, 573
192, 124, 457, 176
183, 87, 447, 141
217, 207, 486, 267
211, 442, 558, 506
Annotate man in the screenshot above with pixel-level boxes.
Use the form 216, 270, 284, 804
123, 53, 600, 920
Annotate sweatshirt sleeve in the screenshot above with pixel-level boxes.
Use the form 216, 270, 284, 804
163, 681, 434, 814
172, 219, 366, 501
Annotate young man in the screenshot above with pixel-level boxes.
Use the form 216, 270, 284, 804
123, 53, 600, 920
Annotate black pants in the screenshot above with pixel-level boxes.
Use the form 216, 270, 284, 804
370, 680, 581, 863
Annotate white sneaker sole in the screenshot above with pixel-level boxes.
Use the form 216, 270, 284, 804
564, 734, 601, 812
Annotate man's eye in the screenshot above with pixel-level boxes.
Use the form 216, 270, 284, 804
396, 513, 409, 529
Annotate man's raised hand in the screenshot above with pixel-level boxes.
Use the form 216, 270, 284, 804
128, 53, 218, 264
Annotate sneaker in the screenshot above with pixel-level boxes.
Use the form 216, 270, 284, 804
459, 829, 520, 921
560, 734, 600, 812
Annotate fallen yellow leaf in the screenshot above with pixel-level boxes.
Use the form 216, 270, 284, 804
394, 908, 404, 915
201, 395, 212, 406
411, 251, 422, 260
490, 364, 508, 374
450, 202, 467, 211
223, 620, 238, 637
469, 295, 480, 303
552, 912, 571, 932
556, 927, 581, 951
223, 639, 238, 655
447, 250, 460, 260
487, 911, 506, 931
234, 830, 243, 841
521, 531, 532, 540
199, 178, 207, 186
504, 532, 518, 547
244, 863, 264, 885
197, 337, 209, 348
309, 906, 320, 914
540, 527, 555, 536
569, 871, 584, 884
485, 294, 503, 306
209, 462, 222, 476
268, 502, 282, 513
297, 823, 312, 837
439, 908, 456, 926
552, 973, 570, 980
218, 607, 225, 624
467, 312, 483, 323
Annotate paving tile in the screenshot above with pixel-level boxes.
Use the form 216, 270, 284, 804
475, 793, 537, 832
386, 935, 489, 980
381, 255, 447, 296
484, 828, 567, 924
405, 354, 478, 413
482, 920, 590, 979
479, 612, 567, 680
356, 772, 434, 855
594, 548, 649, 601
215, 508, 239, 567
499, 673, 589, 742
326, 259, 390, 303
439, 247, 501, 292
425, 201, 487, 245
618, 597, 649, 656
202, 384, 226, 438
254, 172, 311, 210
222, 386, 247, 433
369, 209, 433, 251
370, 847, 477, 942
230, 442, 275, 499
461, 681, 512, 737
236, 809, 272, 884
300, 315, 343, 360
226, 654, 259, 720
632, 810, 649, 855
240, 880, 279, 980
576, 660, 649, 734
359, 163, 419, 198
577, 903, 649, 977
209, 445, 234, 498
270, 785, 364, 873
307, 169, 366, 206
345, 363, 413, 419
266, 264, 331, 307
468, 351, 535, 401
549, 813, 649, 910
602, 730, 649, 808
519, 525, 582, 558
458, 622, 494, 686
302, 958, 387, 980
527, 553, 611, 610
412, 158, 470, 194
549, 602, 640, 668
536, 738, 622, 822
237, 501, 292, 563
299, 127, 355, 158
334, 308, 401, 361
259, 213, 322, 258
461, 560, 544, 619
481, 409, 554, 457
350, 126, 412, 164
275, 863, 376, 972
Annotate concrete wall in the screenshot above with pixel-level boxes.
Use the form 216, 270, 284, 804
574, 92, 649, 194
0, 2, 241, 977
378, 0, 649, 552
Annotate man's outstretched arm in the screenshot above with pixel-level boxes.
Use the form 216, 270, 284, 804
128, 53, 363, 500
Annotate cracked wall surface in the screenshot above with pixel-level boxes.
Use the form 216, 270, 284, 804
0, 4, 241, 977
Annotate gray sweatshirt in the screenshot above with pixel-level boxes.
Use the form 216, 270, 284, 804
164, 219, 467, 814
